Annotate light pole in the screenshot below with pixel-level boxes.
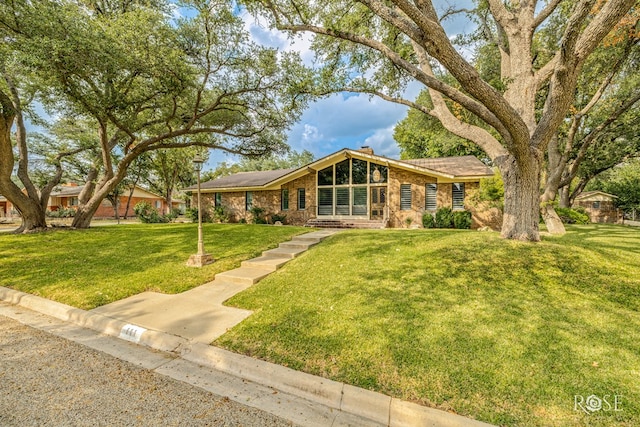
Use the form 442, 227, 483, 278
187, 154, 214, 267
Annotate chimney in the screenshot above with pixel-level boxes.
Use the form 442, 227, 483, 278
357, 146, 374, 155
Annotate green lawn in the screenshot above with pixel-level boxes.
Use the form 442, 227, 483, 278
0, 223, 307, 310
216, 225, 640, 427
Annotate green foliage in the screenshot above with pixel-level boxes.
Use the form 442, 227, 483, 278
452, 210, 472, 229
134, 201, 168, 223
270, 213, 287, 224
250, 206, 267, 224
592, 160, 640, 213
212, 206, 230, 223
394, 91, 488, 160
422, 212, 436, 229
434, 207, 454, 229
478, 171, 504, 204
555, 207, 590, 225
0, 0, 313, 229
185, 207, 212, 223
46, 208, 76, 218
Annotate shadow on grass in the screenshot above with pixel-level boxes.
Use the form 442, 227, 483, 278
218, 226, 640, 427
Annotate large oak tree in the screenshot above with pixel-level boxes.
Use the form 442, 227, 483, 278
247, 0, 638, 240
0, 0, 312, 231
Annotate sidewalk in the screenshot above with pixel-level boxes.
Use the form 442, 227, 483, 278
0, 229, 494, 427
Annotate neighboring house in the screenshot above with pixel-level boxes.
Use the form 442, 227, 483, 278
49, 184, 169, 218
0, 195, 15, 219
185, 147, 496, 228
573, 191, 622, 224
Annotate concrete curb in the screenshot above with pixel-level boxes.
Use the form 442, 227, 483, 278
0, 286, 494, 427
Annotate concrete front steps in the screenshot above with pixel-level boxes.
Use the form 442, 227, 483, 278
90, 230, 339, 344
305, 218, 386, 229
215, 230, 337, 286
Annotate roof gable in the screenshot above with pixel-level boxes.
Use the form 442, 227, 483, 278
575, 191, 618, 201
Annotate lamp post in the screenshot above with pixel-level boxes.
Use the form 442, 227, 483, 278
187, 154, 214, 267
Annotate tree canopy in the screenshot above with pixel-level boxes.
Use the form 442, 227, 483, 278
0, 0, 313, 231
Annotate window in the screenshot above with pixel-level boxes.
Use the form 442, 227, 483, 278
452, 183, 465, 210
335, 160, 350, 185
318, 166, 333, 186
69, 197, 79, 206
245, 191, 253, 211
215, 193, 222, 207
425, 183, 437, 211
281, 189, 289, 211
400, 184, 412, 210
297, 188, 306, 210
369, 163, 388, 184
352, 187, 367, 215
318, 188, 333, 215
155, 200, 162, 209
592, 201, 601, 209
336, 188, 350, 215
352, 159, 367, 184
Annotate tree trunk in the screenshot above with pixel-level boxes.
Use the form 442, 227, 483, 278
540, 204, 566, 235
13, 202, 47, 233
498, 155, 541, 241
124, 186, 135, 219
559, 186, 571, 208
71, 203, 99, 228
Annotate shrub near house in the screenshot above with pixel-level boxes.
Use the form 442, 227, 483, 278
184, 148, 495, 229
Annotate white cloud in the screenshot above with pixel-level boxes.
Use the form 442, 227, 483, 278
362, 127, 401, 159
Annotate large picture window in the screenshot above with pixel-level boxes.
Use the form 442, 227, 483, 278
316, 158, 390, 216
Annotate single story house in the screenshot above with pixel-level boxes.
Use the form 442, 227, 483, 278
49, 184, 173, 218
186, 147, 497, 228
573, 191, 622, 224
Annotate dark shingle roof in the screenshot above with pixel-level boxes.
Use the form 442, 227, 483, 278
401, 155, 493, 177
192, 168, 298, 190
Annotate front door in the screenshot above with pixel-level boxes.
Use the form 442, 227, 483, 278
370, 187, 386, 219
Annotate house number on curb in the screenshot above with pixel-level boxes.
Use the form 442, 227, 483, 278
119, 324, 147, 343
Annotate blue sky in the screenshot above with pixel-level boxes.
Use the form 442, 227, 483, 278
207, 2, 477, 169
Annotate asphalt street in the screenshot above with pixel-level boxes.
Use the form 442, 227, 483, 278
0, 314, 295, 427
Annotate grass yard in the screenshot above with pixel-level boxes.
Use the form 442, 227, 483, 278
217, 224, 640, 427
0, 223, 306, 310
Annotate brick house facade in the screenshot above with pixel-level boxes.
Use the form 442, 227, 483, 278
188, 148, 497, 229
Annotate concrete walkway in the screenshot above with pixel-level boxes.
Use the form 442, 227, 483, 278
90, 229, 338, 344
